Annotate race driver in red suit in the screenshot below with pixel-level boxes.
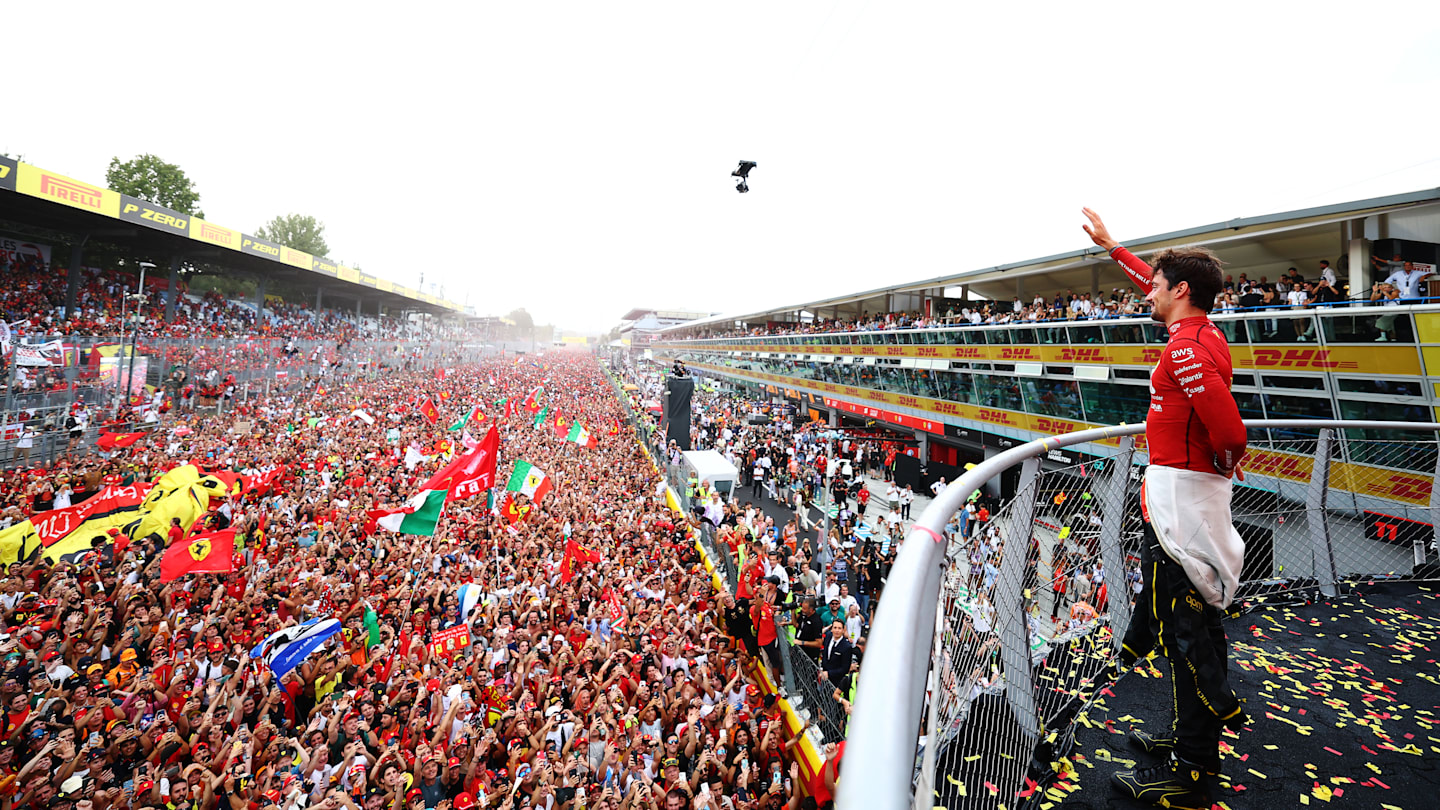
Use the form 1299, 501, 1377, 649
1083, 208, 1249, 810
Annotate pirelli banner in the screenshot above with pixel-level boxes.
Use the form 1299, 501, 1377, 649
2, 160, 465, 312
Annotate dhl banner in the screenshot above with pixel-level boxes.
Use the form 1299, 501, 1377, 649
658, 342, 1423, 377
2, 159, 465, 312
679, 359, 1434, 506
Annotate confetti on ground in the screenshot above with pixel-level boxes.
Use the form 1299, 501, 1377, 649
992, 582, 1440, 809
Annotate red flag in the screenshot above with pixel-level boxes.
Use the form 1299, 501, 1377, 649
423, 426, 499, 500
242, 465, 288, 496
160, 529, 235, 582
419, 397, 440, 425
552, 411, 569, 437
500, 492, 531, 524
561, 538, 603, 584
97, 431, 146, 451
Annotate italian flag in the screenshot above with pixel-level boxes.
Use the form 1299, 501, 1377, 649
532, 406, 549, 430
523, 386, 544, 412
506, 460, 552, 503
373, 489, 447, 536
449, 405, 480, 431
565, 422, 598, 449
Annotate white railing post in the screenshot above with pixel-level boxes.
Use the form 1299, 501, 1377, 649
1307, 429, 1339, 597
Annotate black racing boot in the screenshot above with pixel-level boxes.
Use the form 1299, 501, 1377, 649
1128, 727, 1175, 755
1110, 753, 1213, 809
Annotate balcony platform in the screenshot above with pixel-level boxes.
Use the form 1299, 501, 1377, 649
1048, 580, 1440, 808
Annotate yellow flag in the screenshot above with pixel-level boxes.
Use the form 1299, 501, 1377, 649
0, 521, 38, 567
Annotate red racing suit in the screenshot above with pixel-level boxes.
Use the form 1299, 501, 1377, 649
1111, 246, 1247, 474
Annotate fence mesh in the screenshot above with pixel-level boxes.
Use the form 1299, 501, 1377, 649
925, 429, 1440, 809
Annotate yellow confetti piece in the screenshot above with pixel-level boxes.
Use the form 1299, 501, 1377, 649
1248, 768, 1268, 779
1311, 784, 1333, 802
1299, 794, 1309, 805
964, 755, 982, 762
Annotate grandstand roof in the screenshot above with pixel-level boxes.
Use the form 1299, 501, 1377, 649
0, 157, 465, 315
663, 187, 1440, 332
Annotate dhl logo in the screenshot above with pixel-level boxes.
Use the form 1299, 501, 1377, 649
932, 402, 961, 416
39, 174, 103, 210
860, 347, 878, 355
1242, 450, 1312, 480
1250, 348, 1359, 370
1140, 348, 1163, 364
1058, 347, 1107, 363
976, 408, 1018, 425
1364, 474, 1432, 502
200, 222, 233, 242
916, 347, 941, 357
950, 347, 985, 359
243, 238, 281, 257
897, 396, 920, 408
1032, 416, 1079, 434
884, 346, 904, 355
999, 347, 1038, 360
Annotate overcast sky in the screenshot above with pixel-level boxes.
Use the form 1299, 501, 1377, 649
6, 2, 1440, 333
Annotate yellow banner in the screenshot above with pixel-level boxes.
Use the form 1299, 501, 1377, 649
17, 163, 121, 217
281, 246, 313, 271
662, 342, 1422, 376
189, 217, 243, 250
375, 277, 394, 292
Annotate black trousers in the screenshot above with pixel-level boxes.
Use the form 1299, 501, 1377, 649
1120, 524, 1241, 771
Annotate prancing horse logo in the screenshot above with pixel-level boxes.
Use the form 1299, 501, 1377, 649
188, 538, 211, 561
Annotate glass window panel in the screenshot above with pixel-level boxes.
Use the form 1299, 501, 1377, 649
1103, 324, 1147, 344
1021, 378, 1082, 417
1070, 324, 1104, 344
1246, 315, 1319, 343
1262, 375, 1326, 391
974, 375, 1023, 411
1010, 327, 1037, 345
1078, 381, 1149, 426
1320, 312, 1415, 344
986, 329, 1012, 345
1337, 378, 1422, 397
1340, 400, 1437, 472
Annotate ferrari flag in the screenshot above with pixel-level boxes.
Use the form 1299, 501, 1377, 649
160, 529, 235, 582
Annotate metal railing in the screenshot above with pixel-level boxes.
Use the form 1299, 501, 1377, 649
837, 420, 1440, 810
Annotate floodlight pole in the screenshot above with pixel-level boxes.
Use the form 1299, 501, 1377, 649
123, 263, 154, 424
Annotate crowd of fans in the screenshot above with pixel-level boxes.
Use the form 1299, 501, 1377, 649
0, 350, 852, 810
0, 257, 470, 344
666, 257, 1440, 342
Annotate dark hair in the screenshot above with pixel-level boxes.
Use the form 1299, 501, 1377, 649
1151, 247, 1225, 313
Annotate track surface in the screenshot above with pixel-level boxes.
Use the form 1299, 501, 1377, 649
1056, 581, 1440, 809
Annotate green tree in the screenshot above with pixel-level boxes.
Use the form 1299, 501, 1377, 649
256, 213, 329, 257
106, 154, 204, 216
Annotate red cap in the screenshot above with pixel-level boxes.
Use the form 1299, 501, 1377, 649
406, 787, 424, 801
208, 640, 225, 652
448, 757, 460, 768
455, 793, 477, 810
